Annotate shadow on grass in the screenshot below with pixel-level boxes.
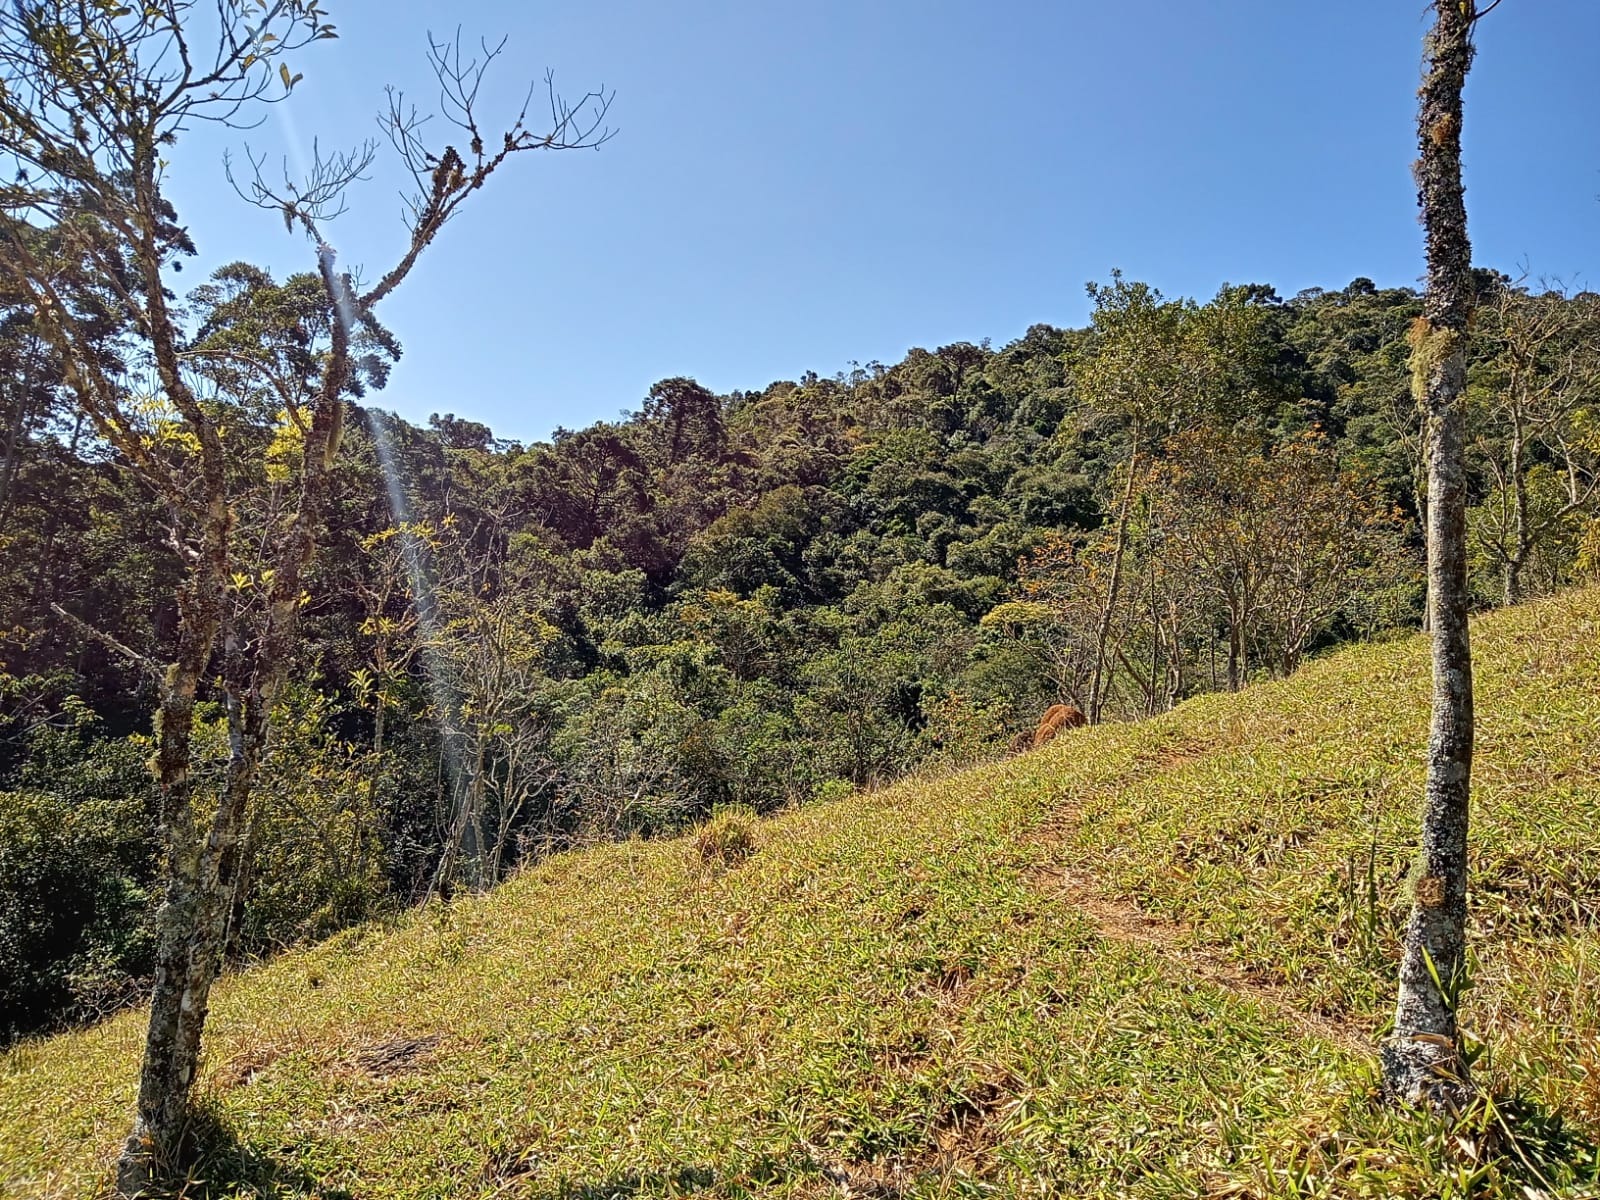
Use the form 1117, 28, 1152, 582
1479, 1089, 1600, 1195
516, 1151, 851, 1199
1372, 1072, 1600, 1197
131, 1100, 356, 1200
536, 1167, 720, 1199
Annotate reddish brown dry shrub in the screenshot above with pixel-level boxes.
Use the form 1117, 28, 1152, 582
1032, 703, 1087, 749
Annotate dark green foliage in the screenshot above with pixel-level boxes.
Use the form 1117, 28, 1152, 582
7, 270, 1596, 1041
0, 726, 157, 1037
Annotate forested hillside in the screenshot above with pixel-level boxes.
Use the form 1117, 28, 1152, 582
5, 590, 1598, 1197
3, 268, 1598, 1040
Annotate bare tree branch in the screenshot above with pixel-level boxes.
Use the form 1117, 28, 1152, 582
49, 602, 166, 689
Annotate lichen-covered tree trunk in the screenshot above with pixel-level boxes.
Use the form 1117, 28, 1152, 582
115, 389, 234, 1198
1382, 0, 1477, 1112
117, 295, 351, 1193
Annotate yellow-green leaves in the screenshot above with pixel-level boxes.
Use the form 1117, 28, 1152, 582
264, 409, 304, 484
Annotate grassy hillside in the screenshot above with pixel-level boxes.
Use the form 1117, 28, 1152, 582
3, 591, 1599, 1199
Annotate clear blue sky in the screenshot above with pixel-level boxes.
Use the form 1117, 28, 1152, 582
167, 0, 1600, 442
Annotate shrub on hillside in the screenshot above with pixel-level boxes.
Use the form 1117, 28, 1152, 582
693, 805, 759, 870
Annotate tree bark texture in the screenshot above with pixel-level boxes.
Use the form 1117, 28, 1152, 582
1382, 0, 1477, 1113
116, 258, 353, 1195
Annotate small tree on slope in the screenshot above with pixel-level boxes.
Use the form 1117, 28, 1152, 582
1382, 0, 1477, 1112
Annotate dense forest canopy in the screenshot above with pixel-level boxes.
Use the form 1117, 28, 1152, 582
2, 265, 1597, 1040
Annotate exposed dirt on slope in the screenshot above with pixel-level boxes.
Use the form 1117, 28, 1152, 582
1029, 792, 1368, 1056
348, 1033, 442, 1077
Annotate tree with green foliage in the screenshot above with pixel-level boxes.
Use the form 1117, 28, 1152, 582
1072, 275, 1189, 723
0, 2, 611, 1188
0, 717, 156, 1039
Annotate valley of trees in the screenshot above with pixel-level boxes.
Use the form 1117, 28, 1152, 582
5, 264, 1598, 1044
1, 0, 1596, 1190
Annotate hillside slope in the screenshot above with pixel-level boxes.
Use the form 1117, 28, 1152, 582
3, 591, 1599, 1199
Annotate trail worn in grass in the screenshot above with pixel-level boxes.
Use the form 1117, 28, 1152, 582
1026, 858, 1365, 1056
3, 591, 1599, 1198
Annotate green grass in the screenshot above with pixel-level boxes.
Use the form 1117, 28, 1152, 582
4, 591, 1600, 1198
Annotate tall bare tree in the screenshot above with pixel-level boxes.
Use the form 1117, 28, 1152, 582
1471, 279, 1600, 603
1382, 0, 1478, 1112
0, 3, 611, 1189
411, 515, 560, 895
